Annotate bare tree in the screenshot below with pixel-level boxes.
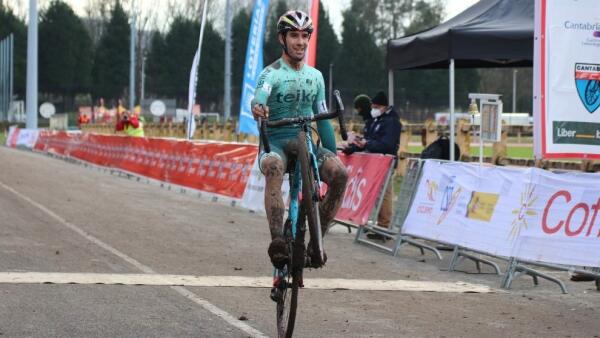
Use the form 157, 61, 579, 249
83, 0, 111, 46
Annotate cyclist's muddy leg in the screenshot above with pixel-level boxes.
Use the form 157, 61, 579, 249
261, 155, 285, 239
318, 155, 348, 235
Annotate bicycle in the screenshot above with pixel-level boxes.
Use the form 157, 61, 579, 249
258, 90, 347, 338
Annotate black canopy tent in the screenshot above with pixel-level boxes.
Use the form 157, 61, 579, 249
386, 0, 534, 159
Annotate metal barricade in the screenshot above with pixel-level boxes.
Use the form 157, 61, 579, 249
355, 158, 442, 259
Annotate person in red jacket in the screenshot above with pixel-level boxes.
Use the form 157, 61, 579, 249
115, 111, 144, 137
78, 113, 90, 128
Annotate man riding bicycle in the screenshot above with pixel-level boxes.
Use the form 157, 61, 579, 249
251, 10, 348, 270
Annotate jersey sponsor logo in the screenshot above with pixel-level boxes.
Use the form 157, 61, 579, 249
262, 83, 272, 95
276, 89, 317, 104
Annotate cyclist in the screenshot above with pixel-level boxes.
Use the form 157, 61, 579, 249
251, 10, 348, 269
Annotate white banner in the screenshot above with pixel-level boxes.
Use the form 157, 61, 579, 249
403, 160, 600, 268
16, 129, 40, 148
534, 0, 600, 159
240, 158, 290, 213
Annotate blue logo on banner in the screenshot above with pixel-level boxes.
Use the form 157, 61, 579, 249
237, 0, 270, 135
575, 63, 600, 114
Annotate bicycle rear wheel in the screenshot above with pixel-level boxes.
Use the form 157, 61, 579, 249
298, 131, 323, 266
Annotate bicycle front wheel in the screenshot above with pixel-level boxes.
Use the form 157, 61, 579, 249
276, 268, 299, 338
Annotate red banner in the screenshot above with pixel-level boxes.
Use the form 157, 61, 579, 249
6, 126, 19, 147
336, 152, 394, 225
33, 132, 394, 219
34, 131, 257, 199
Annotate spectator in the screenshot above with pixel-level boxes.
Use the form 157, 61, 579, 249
115, 111, 145, 137
341, 94, 373, 155
347, 91, 401, 240
78, 113, 90, 128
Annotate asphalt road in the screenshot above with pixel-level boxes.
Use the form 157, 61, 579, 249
0, 146, 598, 338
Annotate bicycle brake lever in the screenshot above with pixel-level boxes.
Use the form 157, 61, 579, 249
333, 90, 348, 141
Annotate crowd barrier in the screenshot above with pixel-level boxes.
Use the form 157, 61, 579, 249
355, 158, 443, 258
34, 130, 257, 199
5, 126, 40, 149
241, 152, 393, 228
395, 159, 600, 293
6, 128, 599, 292
27, 130, 391, 225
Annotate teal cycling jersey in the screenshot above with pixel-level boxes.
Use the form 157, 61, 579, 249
251, 58, 336, 152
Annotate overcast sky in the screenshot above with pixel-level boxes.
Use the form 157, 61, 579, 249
8, 0, 480, 36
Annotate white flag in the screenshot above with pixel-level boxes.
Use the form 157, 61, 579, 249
186, 0, 208, 140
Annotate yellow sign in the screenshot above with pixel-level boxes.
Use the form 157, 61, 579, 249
466, 192, 499, 222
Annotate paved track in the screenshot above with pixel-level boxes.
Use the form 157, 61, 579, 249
0, 146, 598, 337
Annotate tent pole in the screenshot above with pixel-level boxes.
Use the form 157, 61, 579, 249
388, 69, 394, 106
512, 69, 518, 113
449, 59, 455, 161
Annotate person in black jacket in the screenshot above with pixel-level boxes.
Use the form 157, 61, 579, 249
346, 91, 401, 238
342, 94, 373, 155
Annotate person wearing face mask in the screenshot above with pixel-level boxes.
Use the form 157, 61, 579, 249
341, 94, 373, 155
348, 91, 401, 239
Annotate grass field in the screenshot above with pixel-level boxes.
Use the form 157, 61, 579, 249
0, 130, 6, 146
408, 145, 534, 159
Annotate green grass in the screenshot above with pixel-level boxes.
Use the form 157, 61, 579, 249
408, 145, 533, 159
0, 130, 6, 146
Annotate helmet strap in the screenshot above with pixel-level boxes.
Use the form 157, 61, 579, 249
279, 32, 294, 60
279, 31, 311, 60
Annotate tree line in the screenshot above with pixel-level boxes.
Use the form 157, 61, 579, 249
0, 0, 532, 121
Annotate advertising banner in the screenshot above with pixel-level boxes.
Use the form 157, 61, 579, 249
237, 0, 269, 135
240, 158, 290, 212
6, 126, 19, 147
33, 132, 394, 225
534, 0, 600, 159
242, 152, 394, 226
403, 160, 600, 268
336, 153, 394, 225
15, 129, 40, 148
34, 132, 257, 199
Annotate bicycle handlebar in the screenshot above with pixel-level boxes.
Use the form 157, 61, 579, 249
334, 90, 348, 141
258, 89, 348, 153
265, 110, 340, 128
258, 117, 270, 153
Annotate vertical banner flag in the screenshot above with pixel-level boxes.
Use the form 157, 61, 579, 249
533, 0, 600, 159
186, 0, 208, 140
306, 0, 319, 67
237, 0, 270, 135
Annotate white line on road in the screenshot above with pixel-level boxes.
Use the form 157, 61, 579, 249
0, 272, 497, 293
0, 180, 267, 338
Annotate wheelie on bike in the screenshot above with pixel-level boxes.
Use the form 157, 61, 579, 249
251, 10, 349, 337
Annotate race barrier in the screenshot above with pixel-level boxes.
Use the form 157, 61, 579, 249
357, 158, 443, 259
398, 159, 600, 293
336, 153, 394, 226
9, 128, 599, 292
32, 131, 392, 224
5, 126, 39, 149
34, 131, 257, 199
241, 150, 395, 227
